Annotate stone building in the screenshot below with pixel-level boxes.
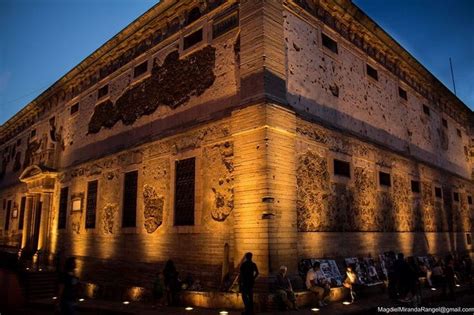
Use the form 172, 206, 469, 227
0, 0, 473, 295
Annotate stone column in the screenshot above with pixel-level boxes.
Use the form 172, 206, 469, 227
20, 194, 34, 254
37, 192, 52, 254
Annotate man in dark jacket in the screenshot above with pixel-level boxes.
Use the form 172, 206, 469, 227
239, 252, 259, 315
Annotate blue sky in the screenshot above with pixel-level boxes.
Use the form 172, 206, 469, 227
0, 0, 472, 125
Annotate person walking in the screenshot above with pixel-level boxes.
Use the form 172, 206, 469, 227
58, 257, 79, 315
163, 259, 181, 306
239, 252, 259, 315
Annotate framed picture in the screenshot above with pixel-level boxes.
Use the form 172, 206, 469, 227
71, 193, 84, 212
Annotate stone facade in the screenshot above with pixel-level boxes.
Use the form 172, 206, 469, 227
0, 0, 473, 298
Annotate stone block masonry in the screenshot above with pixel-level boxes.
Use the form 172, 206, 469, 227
0, 0, 472, 306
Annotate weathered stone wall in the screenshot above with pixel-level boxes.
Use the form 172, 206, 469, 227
0, 10, 239, 189
46, 119, 234, 288
295, 117, 474, 259
0, 185, 26, 247
284, 9, 471, 179
0, 11, 240, 248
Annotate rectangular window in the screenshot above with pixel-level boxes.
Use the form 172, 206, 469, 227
85, 180, 98, 229
453, 192, 459, 202
456, 129, 462, 137
4, 200, 11, 230
398, 87, 407, 100
98, 85, 109, 99
183, 28, 203, 50
174, 157, 196, 226
422, 104, 430, 116
122, 170, 138, 228
321, 33, 338, 54
16, 138, 22, 146
19, 196, 26, 230
468, 195, 472, 205
31, 129, 36, 138
366, 64, 378, 81
133, 61, 148, 78
58, 187, 69, 229
442, 118, 448, 128
70, 103, 79, 115
435, 187, 442, 199
212, 13, 238, 39
467, 233, 472, 245
333, 159, 351, 178
379, 171, 391, 187
411, 180, 420, 193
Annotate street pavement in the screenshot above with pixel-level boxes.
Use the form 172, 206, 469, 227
10, 284, 474, 315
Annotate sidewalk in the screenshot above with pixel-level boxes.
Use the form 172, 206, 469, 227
17, 285, 474, 315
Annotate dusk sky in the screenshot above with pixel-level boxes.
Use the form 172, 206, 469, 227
0, 0, 472, 125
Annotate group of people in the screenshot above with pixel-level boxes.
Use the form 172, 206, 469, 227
54, 251, 472, 314
384, 252, 472, 303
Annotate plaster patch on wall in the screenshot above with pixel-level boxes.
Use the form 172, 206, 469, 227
353, 167, 377, 231
102, 203, 117, 234
71, 212, 82, 234
88, 46, 217, 134
203, 141, 234, 222
143, 184, 164, 233
296, 150, 329, 231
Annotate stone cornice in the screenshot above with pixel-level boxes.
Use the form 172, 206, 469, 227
286, 0, 473, 127
0, 0, 234, 144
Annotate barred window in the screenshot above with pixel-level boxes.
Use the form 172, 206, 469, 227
334, 159, 351, 178
133, 61, 148, 78
98, 85, 109, 99
174, 157, 196, 226
58, 187, 69, 229
4, 200, 11, 230
379, 171, 391, 187
411, 180, 420, 193
322, 33, 338, 54
70, 103, 79, 115
19, 196, 26, 230
85, 180, 98, 229
398, 87, 407, 100
422, 104, 430, 116
122, 171, 138, 227
183, 29, 203, 50
212, 13, 238, 39
366, 64, 378, 81
435, 187, 442, 199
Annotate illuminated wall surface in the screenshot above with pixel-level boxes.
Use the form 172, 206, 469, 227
0, 0, 473, 289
